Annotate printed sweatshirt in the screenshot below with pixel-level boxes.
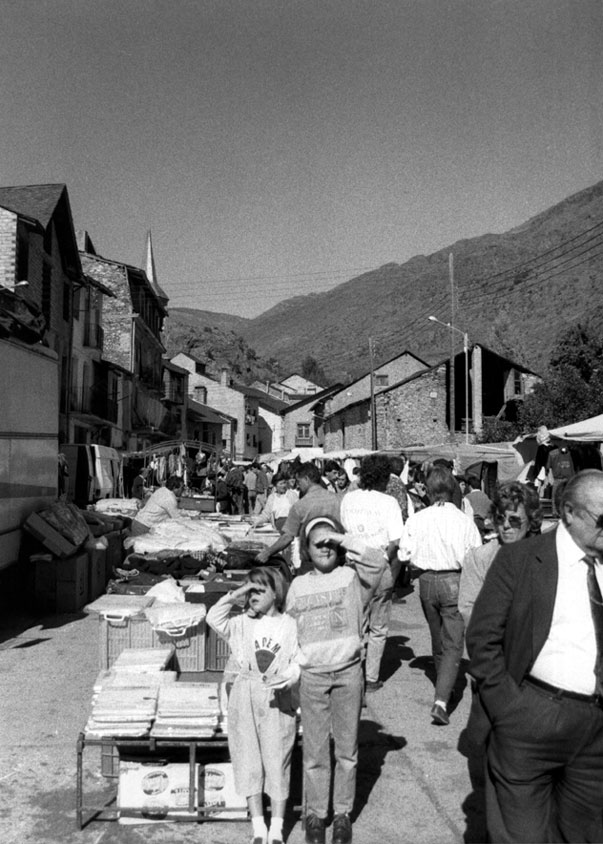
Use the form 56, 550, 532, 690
285, 565, 365, 673
206, 595, 300, 685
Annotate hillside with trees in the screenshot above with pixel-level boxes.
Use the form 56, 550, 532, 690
164, 179, 603, 385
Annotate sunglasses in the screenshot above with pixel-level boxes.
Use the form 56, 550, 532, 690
494, 513, 527, 529
578, 507, 603, 530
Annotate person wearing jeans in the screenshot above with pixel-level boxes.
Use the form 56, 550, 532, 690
399, 465, 481, 725
300, 663, 363, 822
417, 570, 465, 705
286, 516, 386, 844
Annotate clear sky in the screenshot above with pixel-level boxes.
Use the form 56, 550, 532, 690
2, 0, 602, 317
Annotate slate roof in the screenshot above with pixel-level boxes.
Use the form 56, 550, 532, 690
0, 183, 67, 228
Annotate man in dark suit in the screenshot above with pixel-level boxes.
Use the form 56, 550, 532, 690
466, 469, 603, 843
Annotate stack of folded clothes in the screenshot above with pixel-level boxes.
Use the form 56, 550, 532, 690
85, 687, 159, 737
151, 681, 222, 738
112, 647, 174, 673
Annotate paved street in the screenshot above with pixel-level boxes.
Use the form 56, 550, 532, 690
0, 583, 485, 844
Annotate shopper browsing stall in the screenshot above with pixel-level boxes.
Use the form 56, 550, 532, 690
206, 568, 300, 844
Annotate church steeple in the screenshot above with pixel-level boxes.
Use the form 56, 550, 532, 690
143, 230, 169, 305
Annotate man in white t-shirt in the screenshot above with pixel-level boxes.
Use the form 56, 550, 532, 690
341, 454, 404, 692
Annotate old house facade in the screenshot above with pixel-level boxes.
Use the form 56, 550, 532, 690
0, 184, 83, 443
80, 238, 168, 452
323, 344, 539, 451
171, 353, 260, 459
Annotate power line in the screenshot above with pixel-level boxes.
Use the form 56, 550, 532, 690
479, 219, 603, 282
465, 243, 603, 307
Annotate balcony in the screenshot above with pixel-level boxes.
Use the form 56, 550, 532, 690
295, 436, 314, 447
83, 322, 104, 351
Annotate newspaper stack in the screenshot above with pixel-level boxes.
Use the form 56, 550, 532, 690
151, 682, 222, 738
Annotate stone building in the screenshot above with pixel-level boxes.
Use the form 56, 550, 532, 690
281, 384, 343, 451
170, 352, 260, 460
322, 344, 539, 451
80, 234, 169, 451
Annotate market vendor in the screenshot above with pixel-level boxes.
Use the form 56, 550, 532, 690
129, 476, 184, 536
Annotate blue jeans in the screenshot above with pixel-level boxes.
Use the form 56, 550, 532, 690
418, 571, 464, 703
300, 662, 363, 818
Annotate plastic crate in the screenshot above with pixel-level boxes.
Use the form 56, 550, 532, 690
98, 616, 206, 672
205, 626, 230, 671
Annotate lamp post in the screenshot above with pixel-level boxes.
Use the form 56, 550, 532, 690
428, 315, 470, 444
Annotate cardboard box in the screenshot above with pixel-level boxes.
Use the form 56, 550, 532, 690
34, 551, 89, 613
199, 761, 247, 818
24, 512, 79, 558
56, 552, 89, 612
118, 760, 198, 822
117, 759, 246, 823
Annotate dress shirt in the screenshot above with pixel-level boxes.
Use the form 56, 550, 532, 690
398, 501, 482, 570
530, 521, 603, 695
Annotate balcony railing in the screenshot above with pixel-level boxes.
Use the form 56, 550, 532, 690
83, 322, 104, 351
295, 436, 314, 447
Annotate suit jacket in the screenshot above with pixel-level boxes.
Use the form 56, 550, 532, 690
466, 528, 558, 728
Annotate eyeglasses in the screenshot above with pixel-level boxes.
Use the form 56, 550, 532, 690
578, 506, 603, 531
493, 513, 527, 529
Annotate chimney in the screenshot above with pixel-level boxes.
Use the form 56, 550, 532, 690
221, 368, 230, 387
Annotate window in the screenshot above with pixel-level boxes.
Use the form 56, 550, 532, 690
513, 370, 522, 395
297, 423, 310, 439
375, 374, 389, 387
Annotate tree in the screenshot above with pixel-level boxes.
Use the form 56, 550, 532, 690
518, 316, 603, 431
301, 355, 329, 387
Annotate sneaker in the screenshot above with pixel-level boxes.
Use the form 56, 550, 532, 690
430, 702, 450, 725
305, 813, 326, 844
365, 680, 383, 692
332, 812, 353, 844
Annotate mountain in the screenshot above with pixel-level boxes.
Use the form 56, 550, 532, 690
161, 307, 280, 384
165, 179, 603, 383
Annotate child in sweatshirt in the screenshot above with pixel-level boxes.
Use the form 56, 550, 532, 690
207, 566, 300, 844
285, 516, 386, 844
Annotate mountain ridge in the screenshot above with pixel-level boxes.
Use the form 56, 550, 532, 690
164, 179, 603, 383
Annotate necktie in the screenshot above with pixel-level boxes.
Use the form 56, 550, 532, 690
584, 555, 603, 695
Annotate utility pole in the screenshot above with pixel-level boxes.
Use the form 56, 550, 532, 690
449, 252, 455, 441
369, 337, 377, 450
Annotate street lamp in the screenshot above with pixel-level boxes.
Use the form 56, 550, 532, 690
428, 315, 470, 444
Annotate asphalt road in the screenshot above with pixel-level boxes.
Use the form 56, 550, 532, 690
0, 583, 485, 844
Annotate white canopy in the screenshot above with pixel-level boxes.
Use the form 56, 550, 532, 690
548, 414, 603, 442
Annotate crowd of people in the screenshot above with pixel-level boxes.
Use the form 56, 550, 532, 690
132, 449, 603, 844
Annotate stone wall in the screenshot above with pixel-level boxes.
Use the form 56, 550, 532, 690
376, 365, 449, 448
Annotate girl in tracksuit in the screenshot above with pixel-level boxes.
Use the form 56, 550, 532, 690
207, 567, 300, 844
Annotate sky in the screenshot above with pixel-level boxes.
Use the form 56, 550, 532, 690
1, 0, 602, 317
